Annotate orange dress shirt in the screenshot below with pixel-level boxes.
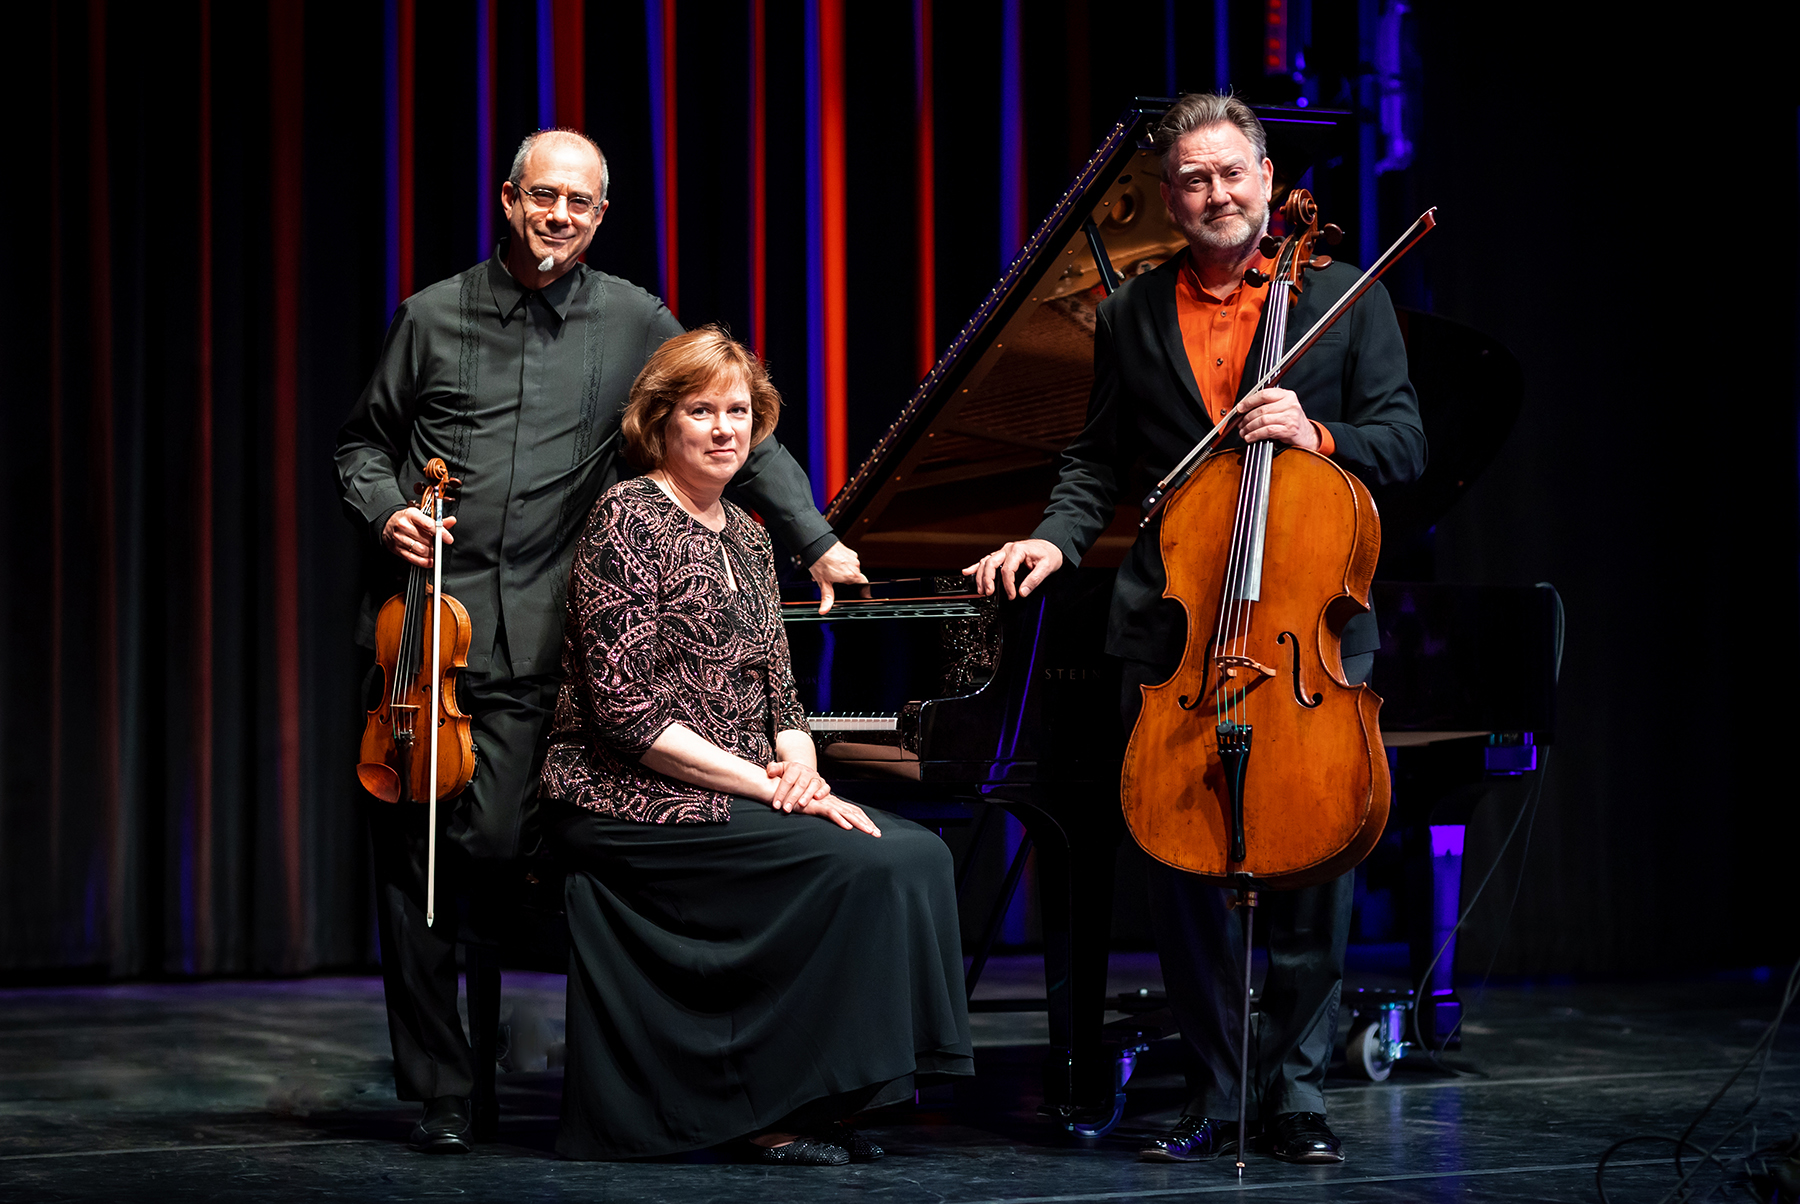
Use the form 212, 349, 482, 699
1173, 251, 1335, 456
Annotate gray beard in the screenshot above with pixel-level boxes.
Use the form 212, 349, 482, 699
1180, 201, 1269, 260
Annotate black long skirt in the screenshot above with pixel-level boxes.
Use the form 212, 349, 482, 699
543, 798, 975, 1160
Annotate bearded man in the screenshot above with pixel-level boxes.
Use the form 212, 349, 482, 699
965, 94, 1425, 1165
336, 128, 864, 1153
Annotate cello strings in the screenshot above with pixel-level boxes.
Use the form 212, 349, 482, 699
1208, 237, 1295, 737
1233, 268, 1290, 728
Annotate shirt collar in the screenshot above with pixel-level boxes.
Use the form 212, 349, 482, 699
1180, 247, 1275, 304
486, 238, 585, 323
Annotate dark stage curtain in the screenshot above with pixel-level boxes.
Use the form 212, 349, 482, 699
1408, 5, 1800, 976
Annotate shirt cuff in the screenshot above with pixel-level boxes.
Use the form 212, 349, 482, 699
1310, 421, 1336, 457
371, 501, 410, 544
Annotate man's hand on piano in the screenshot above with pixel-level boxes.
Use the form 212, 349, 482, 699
765, 758, 834, 813
807, 541, 870, 615
963, 538, 1064, 600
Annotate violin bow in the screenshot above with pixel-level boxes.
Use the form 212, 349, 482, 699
1140, 206, 1439, 524
426, 477, 445, 928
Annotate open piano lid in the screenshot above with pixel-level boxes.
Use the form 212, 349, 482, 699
825, 101, 1351, 569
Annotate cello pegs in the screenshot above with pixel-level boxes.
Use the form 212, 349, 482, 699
1321, 223, 1345, 245
1243, 268, 1271, 287
1306, 255, 1333, 270
1258, 235, 1282, 258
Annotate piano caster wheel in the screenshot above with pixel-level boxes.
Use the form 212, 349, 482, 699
1348, 1001, 1409, 1082
1348, 1020, 1393, 1081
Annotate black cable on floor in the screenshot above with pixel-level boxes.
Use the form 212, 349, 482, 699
1594, 953, 1800, 1204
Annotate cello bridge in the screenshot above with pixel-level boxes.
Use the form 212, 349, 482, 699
1213, 655, 1277, 682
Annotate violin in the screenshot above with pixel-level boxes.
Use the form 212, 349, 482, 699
1120, 191, 1437, 890
356, 458, 474, 923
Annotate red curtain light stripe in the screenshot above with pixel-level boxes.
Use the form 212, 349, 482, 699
914, 0, 935, 380
659, 0, 678, 315
750, 0, 767, 358
819, 0, 847, 497
269, 0, 307, 967
398, 0, 415, 300
554, 0, 583, 129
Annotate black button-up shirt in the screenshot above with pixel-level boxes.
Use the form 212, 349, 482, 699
336, 251, 836, 676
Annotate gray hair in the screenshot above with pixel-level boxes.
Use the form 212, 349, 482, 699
1152, 93, 1268, 171
508, 128, 610, 202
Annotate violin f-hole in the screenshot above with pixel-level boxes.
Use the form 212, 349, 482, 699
1277, 631, 1323, 709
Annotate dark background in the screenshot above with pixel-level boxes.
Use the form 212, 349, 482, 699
1, 0, 1794, 983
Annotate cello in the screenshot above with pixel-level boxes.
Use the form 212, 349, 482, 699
1121, 190, 1436, 888
1119, 191, 1436, 1171
356, 458, 475, 925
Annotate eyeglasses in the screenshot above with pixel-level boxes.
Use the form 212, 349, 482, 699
514, 185, 599, 217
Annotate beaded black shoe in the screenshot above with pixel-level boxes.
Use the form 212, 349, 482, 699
749, 1136, 850, 1166
1138, 1115, 1240, 1162
813, 1120, 884, 1161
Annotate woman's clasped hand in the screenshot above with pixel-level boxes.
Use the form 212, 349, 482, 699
765, 759, 882, 835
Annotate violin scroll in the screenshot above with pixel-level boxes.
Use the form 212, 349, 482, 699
414, 457, 462, 510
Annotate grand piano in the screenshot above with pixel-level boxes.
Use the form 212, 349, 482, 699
784, 100, 1560, 1126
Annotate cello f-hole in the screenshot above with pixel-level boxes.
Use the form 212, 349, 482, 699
1178, 636, 1220, 711
1277, 631, 1324, 709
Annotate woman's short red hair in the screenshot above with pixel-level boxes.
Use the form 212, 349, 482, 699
621, 326, 782, 471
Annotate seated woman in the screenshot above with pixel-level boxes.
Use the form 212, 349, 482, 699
540, 327, 973, 1164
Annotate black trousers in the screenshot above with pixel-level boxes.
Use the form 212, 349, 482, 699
1121, 652, 1370, 1123
364, 632, 560, 1103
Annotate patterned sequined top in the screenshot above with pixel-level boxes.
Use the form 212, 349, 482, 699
540, 475, 809, 823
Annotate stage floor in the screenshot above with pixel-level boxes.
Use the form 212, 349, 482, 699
2, 955, 1795, 1203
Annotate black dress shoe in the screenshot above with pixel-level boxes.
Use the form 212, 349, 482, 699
1266, 1111, 1344, 1164
409, 1095, 473, 1155
812, 1120, 884, 1161
748, 1136, 850, 1166
1139, 1115, 1240, 1162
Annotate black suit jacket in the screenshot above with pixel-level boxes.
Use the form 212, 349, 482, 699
1031, 252, 1427, 664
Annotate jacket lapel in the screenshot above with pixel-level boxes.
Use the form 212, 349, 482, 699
1144, 256, 1206, 413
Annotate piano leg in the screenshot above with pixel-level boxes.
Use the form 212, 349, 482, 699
1002, 788, 1125, 1127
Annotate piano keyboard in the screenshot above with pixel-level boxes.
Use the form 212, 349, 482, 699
780, 597, 985, 623
807, 712, 900, 732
